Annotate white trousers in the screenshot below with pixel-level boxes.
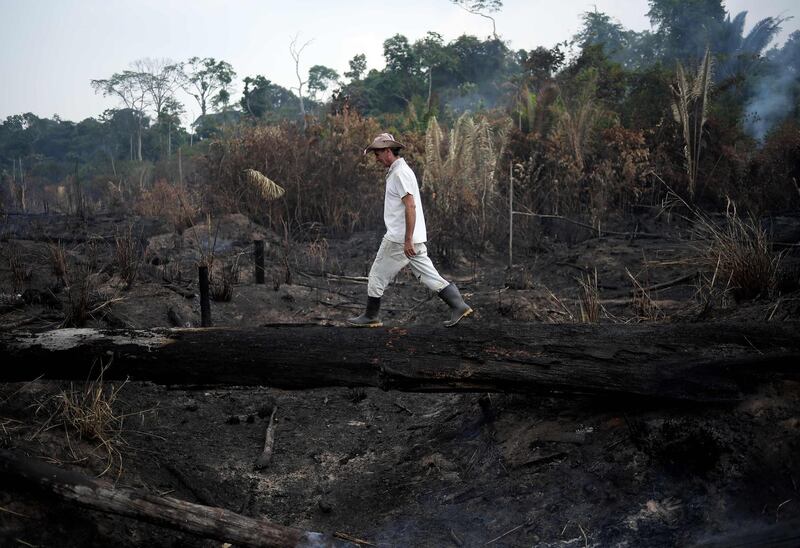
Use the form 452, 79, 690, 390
367, 238, 449, 298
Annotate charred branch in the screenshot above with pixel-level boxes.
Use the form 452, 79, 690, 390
0, 448, 330, 548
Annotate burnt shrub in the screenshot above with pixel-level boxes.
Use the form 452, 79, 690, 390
199, 113, 387, 238
748, 120, 800, 213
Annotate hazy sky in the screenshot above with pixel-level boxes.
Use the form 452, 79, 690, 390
1, 0, 797, 124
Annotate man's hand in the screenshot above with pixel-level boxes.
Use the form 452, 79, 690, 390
404, 240, 416, 258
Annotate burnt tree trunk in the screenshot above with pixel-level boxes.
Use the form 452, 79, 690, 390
0, 449, 329, 548
1, 322, 798, 402
198, 265, 211, 327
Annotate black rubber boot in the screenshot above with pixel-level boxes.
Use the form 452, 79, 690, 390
347, 296, 383, 327
438, 283, 473, 327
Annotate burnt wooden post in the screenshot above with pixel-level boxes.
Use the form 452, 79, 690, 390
199, 265, 211, 327
254, 240, 265, 284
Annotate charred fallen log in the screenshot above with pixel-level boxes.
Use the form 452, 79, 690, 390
1, 322, 798, 402
0, 448, 330, 548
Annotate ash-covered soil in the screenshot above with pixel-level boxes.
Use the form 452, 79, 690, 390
1, 211, 800, 547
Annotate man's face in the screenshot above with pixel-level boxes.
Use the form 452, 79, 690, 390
373, 148, 393, 168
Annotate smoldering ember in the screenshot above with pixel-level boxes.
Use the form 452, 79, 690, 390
2, 2, 800, 547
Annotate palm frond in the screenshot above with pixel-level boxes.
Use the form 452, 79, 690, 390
423, 116, 444, 191
670, 48, 712, 197
741, 17, 785, 56
244, 169, 286, 201
724, 11, 748, 53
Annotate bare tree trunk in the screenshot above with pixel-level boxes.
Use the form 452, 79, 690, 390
18, 157, 26, 213
290, 35, 312, 129
108, 148, 117, 178
427, 66, 433, 113
508, 163, 513, 268
199, 265, 211, 327
137, 115, 143, 162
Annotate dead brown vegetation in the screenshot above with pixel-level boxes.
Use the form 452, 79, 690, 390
134, 178, 198, 233
202, 113, 385, 238
113, 225, 144, 290
30, 361, 130, 477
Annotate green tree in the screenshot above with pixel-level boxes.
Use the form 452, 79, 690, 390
574, 11, 653, 69
510, 45, 564, 133
240, 76, 297, 121
181, 57, 236, 117
647, 0, 726, 63
383, 34, 416, 73
308, 65, 340, 102
414, 32, 455, 112
381, 34, 422, 110
344, 54, 367, 81
520, 44, 565, 90
91, 71, 150, 161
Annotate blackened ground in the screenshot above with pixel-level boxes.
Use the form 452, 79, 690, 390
2, 378, 800, 547
1, 211, 799, 546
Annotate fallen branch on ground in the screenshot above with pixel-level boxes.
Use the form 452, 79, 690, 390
254, 406, 278, 470
643, 271, 699, 292
0, 448, 331, 548
512, 212, 665, 239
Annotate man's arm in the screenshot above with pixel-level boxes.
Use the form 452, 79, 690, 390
402, 193, 416, 258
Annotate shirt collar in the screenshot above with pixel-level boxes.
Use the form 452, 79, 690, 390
386, 157, 406, 175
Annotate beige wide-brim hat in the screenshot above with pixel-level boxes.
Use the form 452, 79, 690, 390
364, 132, 405, 155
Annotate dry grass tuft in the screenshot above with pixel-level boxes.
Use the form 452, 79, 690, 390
114, 225, 143, 289
32, 361, 129, 477
63, 265, 93, 327
577, 269, 600, 323
5, 243, 32, 290
211, 254, 242, 302
657, 178, 781, 303
544, 287, 577, 323
62, 266, 122, 328
626, 268, 663, 321
696, 203, 780, 302
307, 237, 330, 274
47, 240, 68, 286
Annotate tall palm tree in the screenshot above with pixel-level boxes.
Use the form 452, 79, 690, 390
716, 11, 787, 81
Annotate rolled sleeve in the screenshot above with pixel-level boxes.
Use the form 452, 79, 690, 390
394, 169, 418, 197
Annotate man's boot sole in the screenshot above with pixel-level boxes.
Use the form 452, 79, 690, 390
444, 307, 473, 327
347, 321, 384, 328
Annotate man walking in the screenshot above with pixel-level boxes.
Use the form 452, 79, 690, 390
348, 133, 473, 328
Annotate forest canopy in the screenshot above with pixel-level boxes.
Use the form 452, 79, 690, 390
1, 0, 798, 234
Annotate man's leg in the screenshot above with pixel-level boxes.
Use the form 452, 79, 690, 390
407, 243, 448, 293
408, 243, 473, 327
347, 239, 408, 327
